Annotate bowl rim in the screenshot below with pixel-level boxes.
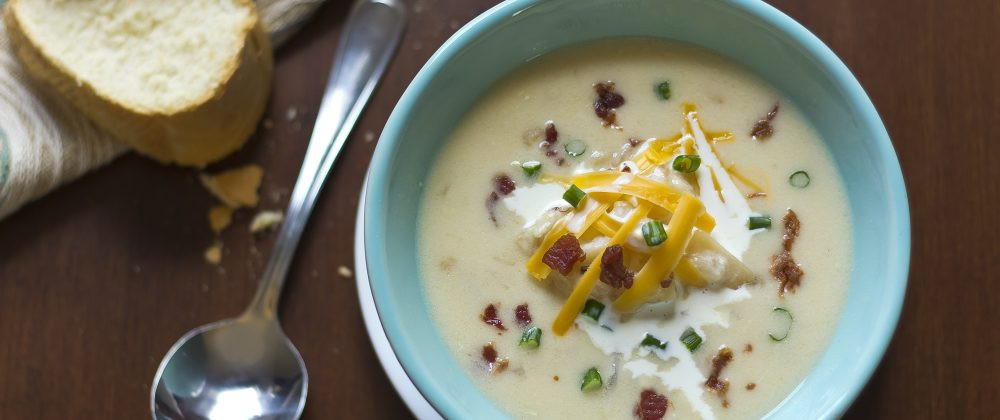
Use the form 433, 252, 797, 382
365, 0, 910, 418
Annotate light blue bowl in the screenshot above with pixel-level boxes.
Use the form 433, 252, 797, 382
364, 0, 910, 418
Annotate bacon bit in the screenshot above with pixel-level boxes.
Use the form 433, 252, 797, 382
743, 343, 753, 353
482, 343, 498, 364
486, 191, 500, 226
485, 174, 516, 226
542, 234, 586, 275
481, 342, 509, 374
634, 389, 668, 420
660, 274, 674, 288
594, 81, 625, 127
494, 174, 516, 196
621, 166, 632, 173
600, 245, 634, 289
628, 137, 642, 147
780, 209, 800, 251
706, 347, 734, 399
746, 191, 767, 200
539, 122, 567, 165
771, 250, 803, 296
750, 102, 780, 140
553, 375, 560, 381
514, 304, 532, 327
746, 383, 756, 391
494, 358, 509, 373
544, 121, 558, 145
481, 304, 507, 331
771, 209, 803, 296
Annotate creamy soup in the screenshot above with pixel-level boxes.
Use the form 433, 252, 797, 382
418, 38, 851, 419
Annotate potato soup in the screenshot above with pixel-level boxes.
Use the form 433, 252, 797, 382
417, 38, 851, 419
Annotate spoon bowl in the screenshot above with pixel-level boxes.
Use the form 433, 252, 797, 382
152, 316, 307, 419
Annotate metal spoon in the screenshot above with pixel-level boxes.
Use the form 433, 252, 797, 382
151, 1, 405, 418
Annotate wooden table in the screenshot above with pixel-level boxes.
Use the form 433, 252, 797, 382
0, 0, 995, 418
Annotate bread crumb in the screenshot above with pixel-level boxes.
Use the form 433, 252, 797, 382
250, 210, 283, 233
338, 265, 353, 278
285, 107, 298, 121
208, 205, 234, 233
363, 131, 375, 142
200, 164, 263, 208
204, 242, 223, 265
262, 118, 274, 129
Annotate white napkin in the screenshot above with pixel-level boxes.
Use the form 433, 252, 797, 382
0, 0, 326, 220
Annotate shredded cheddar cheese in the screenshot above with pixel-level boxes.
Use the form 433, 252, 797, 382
526, 103, 764, 335
552, 202, 654, 335
725, 163, 769, 197
613, 194, 705, 313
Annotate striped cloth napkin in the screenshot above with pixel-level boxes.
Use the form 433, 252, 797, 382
0, 0, 326, 219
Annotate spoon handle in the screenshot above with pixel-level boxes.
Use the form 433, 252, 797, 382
248, 0, 406, 318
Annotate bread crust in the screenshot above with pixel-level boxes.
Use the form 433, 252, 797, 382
4, 0, 274, 166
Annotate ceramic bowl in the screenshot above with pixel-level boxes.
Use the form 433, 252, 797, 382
364, 0, 910, 418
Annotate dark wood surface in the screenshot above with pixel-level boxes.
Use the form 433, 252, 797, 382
0, 0, 996, 418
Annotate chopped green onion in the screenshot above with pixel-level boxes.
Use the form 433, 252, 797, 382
789, 170, 810, 188
519, 326, 542, 349
747, 215, 772, 230
580, 367, 603, 392
640, 333, 667, 350
563, 184, 587, 208
565, 139, 588, 157
521, 161, 542, 177
672, 155, 701, 173
581, 298, 605, 322
768, 307, 794, 341
655, 81, 672, 100
641, 220, 667, 246
680, 327, 702, 352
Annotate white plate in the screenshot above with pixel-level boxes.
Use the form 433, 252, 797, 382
354, 175, 442, 420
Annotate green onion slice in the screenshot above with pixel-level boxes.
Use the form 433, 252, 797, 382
519, 326, 542, 349
580, 367, 603, 392
680, 327, 702, 352
521, 161, 542, 177
656, 81, 672, 100
672, 155, 701, 173
768, 307, 794, 341
640, 333, 667, 350
581, 298, 605, 323
641, 220, 667, 247
747, 215, 772, 230
789, 170, 810, 188
565, 140, 587, 157
563, 184, 587, 208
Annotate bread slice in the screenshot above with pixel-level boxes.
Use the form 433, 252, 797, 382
4, 0, 273, 166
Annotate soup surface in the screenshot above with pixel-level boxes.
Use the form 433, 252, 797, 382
418, 38, 852, 419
